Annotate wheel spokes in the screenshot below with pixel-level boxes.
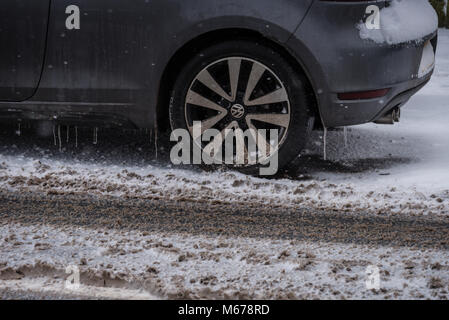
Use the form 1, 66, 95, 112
185, 57, 291, 165
186, 90, 227, 113
245, 88, 288, 107
246, 122, 275, 159
203, 121, 239, 157
244, 62, 266, 105
245, 113, 290, 128
196, 69, 233, 101
186, 90, 228, 138
228, 58, 241, 102
190, 113, 228, 139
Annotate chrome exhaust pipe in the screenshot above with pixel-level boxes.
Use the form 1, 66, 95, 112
393, 108, 400, 122
374, 108, 400, 125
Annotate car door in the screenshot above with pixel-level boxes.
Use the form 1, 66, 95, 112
0, 0, 50, 101
35, 0, 154, 103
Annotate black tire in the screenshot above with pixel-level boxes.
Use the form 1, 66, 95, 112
169, 40, 315, 174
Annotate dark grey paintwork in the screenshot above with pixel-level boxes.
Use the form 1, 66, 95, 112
0, 1, 50, 101
0, 0, 437, 129
287, 0, 437, 127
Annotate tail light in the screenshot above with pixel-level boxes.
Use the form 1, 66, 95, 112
338, 88, 390, 100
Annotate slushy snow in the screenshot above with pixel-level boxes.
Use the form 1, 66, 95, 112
2, 222, 449, 299
1, 28, 449, 301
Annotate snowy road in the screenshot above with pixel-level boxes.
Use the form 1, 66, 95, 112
1, 191, 449, 299
0, 29, 448, 299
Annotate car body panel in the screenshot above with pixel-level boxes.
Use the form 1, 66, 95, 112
0, 0, 50, 102
286, 0, 437, 127
0, 0, 312, 128
0, 0, 437, 130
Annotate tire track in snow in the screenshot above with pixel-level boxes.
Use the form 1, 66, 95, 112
1, 191, 449, 249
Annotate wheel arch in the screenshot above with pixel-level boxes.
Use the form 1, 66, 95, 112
156, 28, 320, 132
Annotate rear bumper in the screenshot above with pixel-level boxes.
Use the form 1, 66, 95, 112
337, 73, 432, 126
287, 0, 438, 127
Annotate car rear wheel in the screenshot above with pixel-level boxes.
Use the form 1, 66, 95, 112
169, 40, 314, 174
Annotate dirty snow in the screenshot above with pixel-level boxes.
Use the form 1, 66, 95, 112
358, 0, 438, 45
2, 222, 449, 299
1, 29, 449, 301
0, 277, 157, 300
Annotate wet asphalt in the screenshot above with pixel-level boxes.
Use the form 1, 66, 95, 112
1, 190, 448, 250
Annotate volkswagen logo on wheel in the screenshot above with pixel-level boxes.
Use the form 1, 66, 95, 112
230, 104, 245, 119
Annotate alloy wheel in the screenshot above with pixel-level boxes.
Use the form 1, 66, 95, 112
184, 57, 291, 165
